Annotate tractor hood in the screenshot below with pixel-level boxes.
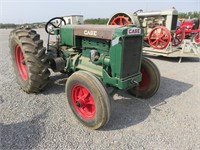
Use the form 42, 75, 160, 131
61, 25, 120, 40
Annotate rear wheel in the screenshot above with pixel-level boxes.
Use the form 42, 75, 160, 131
128, 57, 160, 99
107, 13, 133, 25
110, 16, 130, 25
148, 26, 171, 49
9, 29, 50, 93
171, 27, 185, 46
66, 71, 111, 129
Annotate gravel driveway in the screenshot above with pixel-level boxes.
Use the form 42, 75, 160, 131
0, 28, 200, 150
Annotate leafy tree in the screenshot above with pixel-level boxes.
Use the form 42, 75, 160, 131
84, 18, 109, 24
178, 11, 200, 19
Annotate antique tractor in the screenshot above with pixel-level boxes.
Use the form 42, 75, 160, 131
178, 18, 200, 44
107, 8, 185, 49
9, 17, 160, 129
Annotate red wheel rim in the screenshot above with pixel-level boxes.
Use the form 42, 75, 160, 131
148, 26, 171, 49
15, 44, 28, 80
71, 84, 96, 119
194, 32, 200, 43
172, 28, 185, 46
110, 16, 130, 25
139, 67, 150, 90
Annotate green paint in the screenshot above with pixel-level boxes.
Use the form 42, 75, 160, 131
57, 25, 144, 90
60, 25, 74, 46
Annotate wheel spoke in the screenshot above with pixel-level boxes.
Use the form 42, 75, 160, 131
159, 33, 165, 38
162, 36, 169, 40
151, 39, 158, 45
83, 91, 90, 99
112, 22, 117, 25
83, 104, 95, 114
119, 17, 122, 25
110, 16, 130, 25
152, 33, 158, 38
160, 39, 167, 45
57, 20, 62, 26
155, 40, 159, 47
49, 22, 57, 28
150, 37, 157, 40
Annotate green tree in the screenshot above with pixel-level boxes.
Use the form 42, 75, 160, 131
84, 18, 109, 24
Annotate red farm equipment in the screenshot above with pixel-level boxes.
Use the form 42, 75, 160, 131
107, 8, 185, 49
108, 8, 200, 61
178, 18, 200, 44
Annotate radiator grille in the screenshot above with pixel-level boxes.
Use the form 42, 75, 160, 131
121, 36, 142, 78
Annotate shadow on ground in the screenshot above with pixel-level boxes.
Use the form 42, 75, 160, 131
40, 73, 193, 131
43, 73, 68, 95
102, 76, 193, 130
0, 111, 48, 150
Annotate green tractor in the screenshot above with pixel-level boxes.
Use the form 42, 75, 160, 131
9, 17, 160, 129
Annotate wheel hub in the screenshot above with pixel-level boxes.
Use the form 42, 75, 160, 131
15, 44, 28, 80
76, 101, 81, 107
72, 84, 96, 119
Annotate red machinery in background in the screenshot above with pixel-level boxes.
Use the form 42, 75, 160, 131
107, 8, 185, 49
178, 18, 200, 44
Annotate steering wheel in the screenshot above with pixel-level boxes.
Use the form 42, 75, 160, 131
45, 17, 66, 35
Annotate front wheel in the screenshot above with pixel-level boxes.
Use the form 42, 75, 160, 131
66, 71, 111, 129
128, 57, 160, 99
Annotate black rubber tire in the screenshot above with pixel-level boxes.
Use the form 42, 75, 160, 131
66, 71, 111, 129
9, 29, 50, 93
128, 57, 160, 99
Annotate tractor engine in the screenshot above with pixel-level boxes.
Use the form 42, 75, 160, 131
51, 25, 143, 90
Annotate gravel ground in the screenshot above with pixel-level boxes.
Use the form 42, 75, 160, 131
0, 28, 200, 150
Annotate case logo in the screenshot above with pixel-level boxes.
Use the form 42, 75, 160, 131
127, 28, 141, 35
84, 30, 97, 36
